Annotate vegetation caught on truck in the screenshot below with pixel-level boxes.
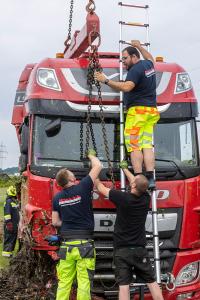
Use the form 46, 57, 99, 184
11, 3, 200, 300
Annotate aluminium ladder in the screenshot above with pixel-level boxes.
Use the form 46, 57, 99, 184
118, 1, 161, 297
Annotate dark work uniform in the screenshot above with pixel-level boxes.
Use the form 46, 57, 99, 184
109, 189, 155, 285
3, 196, 20, 256
52, 175, 95, 300
53, 175, 94, 234
124, 60, 157, 109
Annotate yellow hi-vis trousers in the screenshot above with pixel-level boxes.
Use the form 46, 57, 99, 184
124, 106, 160, 152
56, 240, 96, 300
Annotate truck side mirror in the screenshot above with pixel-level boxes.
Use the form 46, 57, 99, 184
19, 153, 28, 173
20, 123, 29, 154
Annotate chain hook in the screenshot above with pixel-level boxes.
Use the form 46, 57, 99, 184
86, 0, 96, 14
162, 273, 176, 292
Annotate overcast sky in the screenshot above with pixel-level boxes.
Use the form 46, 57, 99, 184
0, 0, 199, 168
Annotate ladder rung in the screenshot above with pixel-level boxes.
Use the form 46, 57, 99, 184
120, 21, 149, 27
118, 2, 149, 9
120, 40, 150, 47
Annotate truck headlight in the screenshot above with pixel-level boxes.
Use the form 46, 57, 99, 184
175, 72, 192, 94
176, 262, 200, 286
37, 68, 61, 91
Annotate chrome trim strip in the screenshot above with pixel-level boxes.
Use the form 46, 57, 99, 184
94, 213, 177, 232
66, 101, 171, 114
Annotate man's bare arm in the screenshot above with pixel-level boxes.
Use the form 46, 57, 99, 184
95, 179, 110, 198
88, 154, 103, 183
131, 40, 154, 63
52, 211, 62, 227
94, 71, 135, 92
123, 168, 135, 184
119, 160, 135, 184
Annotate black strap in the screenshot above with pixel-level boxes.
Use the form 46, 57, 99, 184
61, 229, 93, 240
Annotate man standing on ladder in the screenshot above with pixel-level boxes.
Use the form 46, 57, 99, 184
94, 40, 159, 189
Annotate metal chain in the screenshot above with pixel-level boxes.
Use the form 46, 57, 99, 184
85, 0, 115, 185
89, 123, 98, 155
80, 121, 83, 160
85, 53, 93, 156
64, 0, 74, 47
87, 46, 115, 186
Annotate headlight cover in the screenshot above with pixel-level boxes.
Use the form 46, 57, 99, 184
176, 261, 200, 286
175, 72, 192, 94
37, 68, 61, 91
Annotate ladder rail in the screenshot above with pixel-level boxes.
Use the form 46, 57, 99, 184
145, 6, 150, 51
144, 5, 161, 283
119, 4, 126, 191
118, 1, 161, 286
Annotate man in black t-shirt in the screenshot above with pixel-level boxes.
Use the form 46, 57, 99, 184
94, 40, 160, 189
95, 163, 164, 300
52, 150, 102, 300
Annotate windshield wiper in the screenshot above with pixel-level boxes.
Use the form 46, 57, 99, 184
37, 157, 119, 163
37, 157, 82, 162
155, 158, 186, 178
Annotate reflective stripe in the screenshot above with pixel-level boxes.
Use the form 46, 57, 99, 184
142, 139, 152, 144
124, 136, 141, 141
11, 202, 18, 208
143, 131, 153, 137
2, 251, 13, 257
4, 214, 11, 221
64, 240, 92, 246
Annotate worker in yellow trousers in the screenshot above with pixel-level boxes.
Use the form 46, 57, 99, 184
52, 150, 102, 300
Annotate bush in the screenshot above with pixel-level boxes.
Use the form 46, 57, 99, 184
0, 175, 22, 188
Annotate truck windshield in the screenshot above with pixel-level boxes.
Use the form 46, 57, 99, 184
32, 115, 120, 168
32, 116, 198, 169
154, 119, 198, 167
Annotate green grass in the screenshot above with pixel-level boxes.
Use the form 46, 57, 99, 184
0, 187, 6, 216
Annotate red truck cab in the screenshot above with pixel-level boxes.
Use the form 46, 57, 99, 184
12, 53, 200, 299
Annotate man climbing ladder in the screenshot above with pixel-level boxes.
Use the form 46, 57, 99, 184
94, 40, 159, 189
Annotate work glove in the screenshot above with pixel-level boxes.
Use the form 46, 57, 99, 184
119, 160, 128, 169
6, 222, 14, 232
87, 149, 96, 157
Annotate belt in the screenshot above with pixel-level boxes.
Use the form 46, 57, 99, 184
61, 229, 93, 240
